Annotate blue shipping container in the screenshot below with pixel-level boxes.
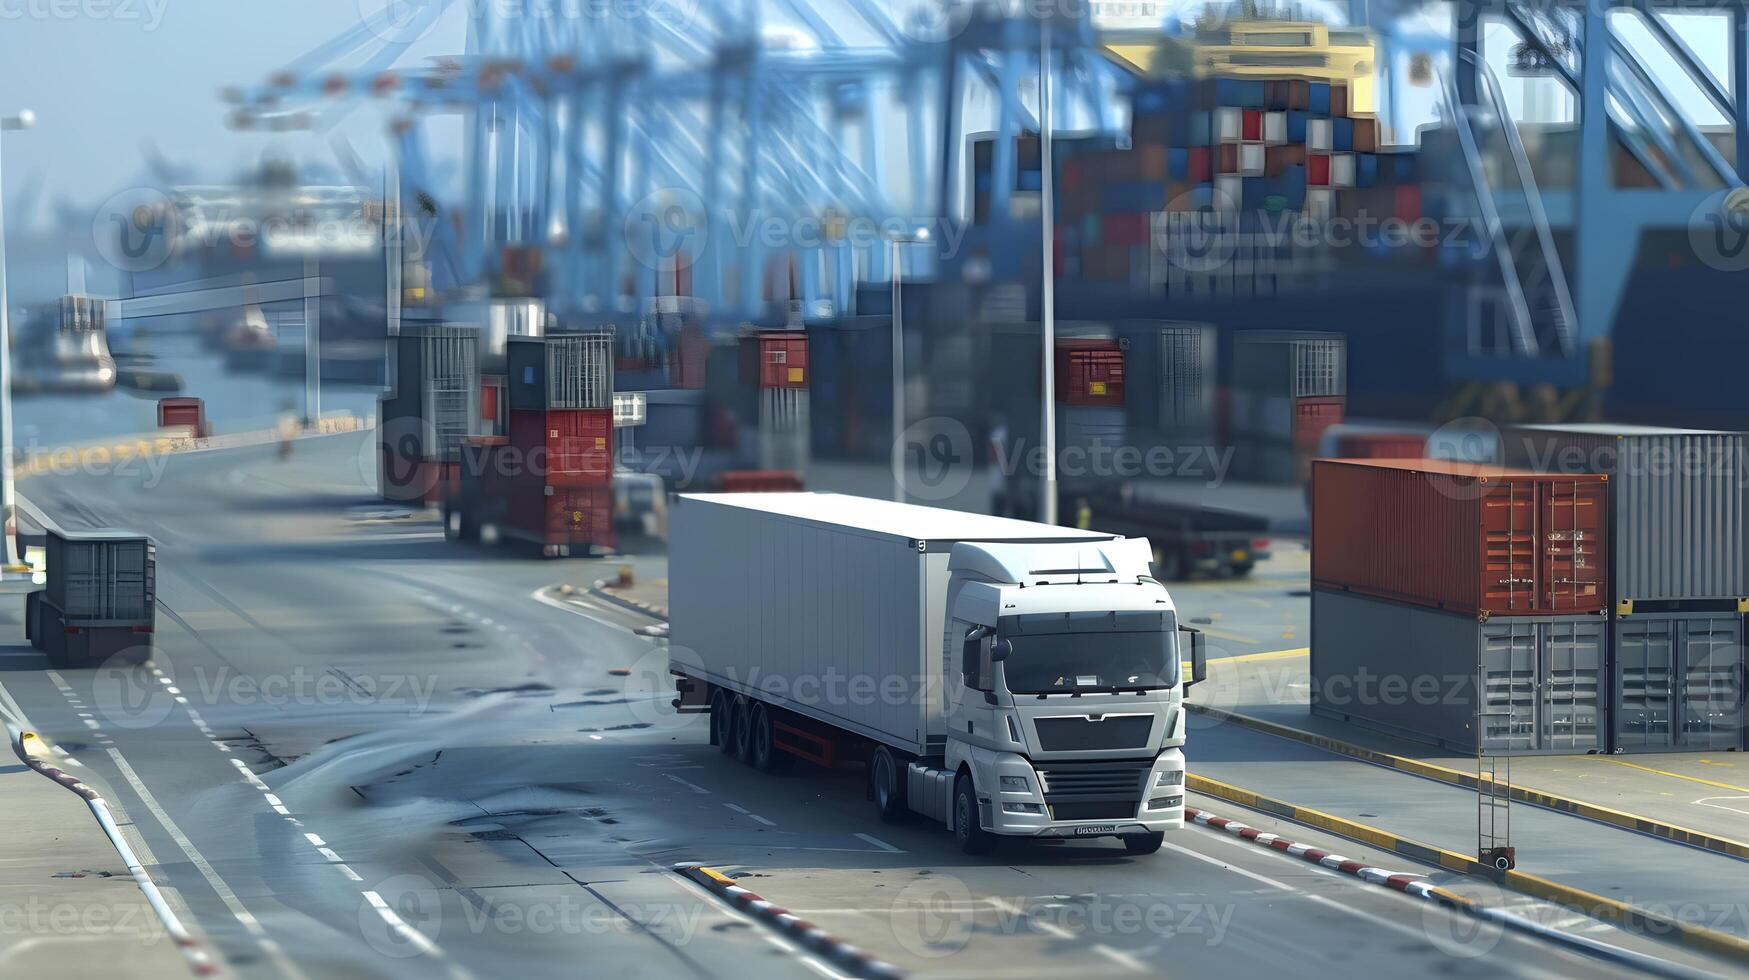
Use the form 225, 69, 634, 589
1167, 147, 1190, 180
1357, 154, 1379, 187
1334, 118, 1354, 151
1100, 181, 1166, 212
1019, 169, 1042, 191
1309, 82, 1331, 115
1288, 111, 1308, 143
1189, 112, 1212, 146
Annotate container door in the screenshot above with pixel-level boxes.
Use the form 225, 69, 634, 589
1613, 619, 1676, 751
1159, 326, 1213, 437
1479, 621, 1539, 753
1480, 480, 1537, 614
1539, 479, 1606, 614
1540, 619, 1604, 753
1678, 616, 1744, 751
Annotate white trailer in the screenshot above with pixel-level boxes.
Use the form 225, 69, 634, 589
669, 492, 1205, 854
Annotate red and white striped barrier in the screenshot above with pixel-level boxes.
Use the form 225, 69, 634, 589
674, 863, 902, 978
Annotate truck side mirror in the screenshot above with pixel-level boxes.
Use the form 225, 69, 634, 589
990, 639, 1011, 663
1180, 627, 1206, 689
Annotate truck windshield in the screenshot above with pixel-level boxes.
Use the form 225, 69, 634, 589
999, 610, 1179, 694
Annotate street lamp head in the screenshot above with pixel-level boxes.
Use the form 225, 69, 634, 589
1, 109, 34, 131
913, 227, 931, 242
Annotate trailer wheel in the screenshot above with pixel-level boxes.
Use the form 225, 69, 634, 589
870, 747, 908, 823
1121, 832, 1164, 855
952, 773, 992, 855
710, 690, 733, 750
748, 703, 791, 773
730, 696, 755, 762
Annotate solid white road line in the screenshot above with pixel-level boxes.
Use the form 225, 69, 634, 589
852, 832, 903, 853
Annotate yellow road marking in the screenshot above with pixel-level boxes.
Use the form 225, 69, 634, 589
1215, 647, 1309, 665
1594, 757, 1749, 794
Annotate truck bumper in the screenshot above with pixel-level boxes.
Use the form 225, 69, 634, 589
981, 748, 1185, 839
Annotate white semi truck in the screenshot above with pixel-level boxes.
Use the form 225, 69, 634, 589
668, 493, 1204, 855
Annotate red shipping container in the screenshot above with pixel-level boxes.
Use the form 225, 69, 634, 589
1136, 144, 1168, 180
742, 331, 809, 389
1308, 154, 1331, 186
1335, 431, 1426, 459
1063, 158, 1083, 195
1394, 185, 1422, 223
1312, 458, 1609, 617
1291, 396, 1345, 452
1100, 213, 1148, 248
1242, 109, 1262, 141
157, 397, 206, 435
1217, 143, 1240, 175
1055, 339, 1125, 407
719, 470, 805, 492
673, 326, 709, 389
480, 379, 502, 433
1188, 148, 1212, 183
541, 488, 615, 551
508, 409, 614, 486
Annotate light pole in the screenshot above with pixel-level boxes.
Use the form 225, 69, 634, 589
0, 108, 36, 574
1038, 19, 1058, 526
887, 227, 930, 503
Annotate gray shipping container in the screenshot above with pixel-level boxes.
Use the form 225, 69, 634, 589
1115, 321, 1217, 440
1504, 425, 1746, 604
387, 324, 481, 461
1312, 589, 1606, 754
45, 529, 155, 623
669, 494, 1116, 756
1613, 612, 1746, 752
1231, 330, 1346, 400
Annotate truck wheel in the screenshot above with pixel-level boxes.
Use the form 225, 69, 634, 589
730, 697, 755, 762
748, 704, 792, 773
1122, 832, 1164, 855
870, 747, 908, 823
710, 690, 733, 751
952, 773, 992, 855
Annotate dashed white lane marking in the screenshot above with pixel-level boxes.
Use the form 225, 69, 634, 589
1091, 943, 1147, 973
662, 773, 711, 795
985, 895, 1074, 939
104, 747, 310, 980
723, 803, 776, 827
852, 833, 903, 853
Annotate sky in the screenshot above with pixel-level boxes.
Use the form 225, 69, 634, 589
0, 0, 467, 227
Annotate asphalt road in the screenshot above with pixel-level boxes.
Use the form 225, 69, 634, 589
0, 432, 1726, 979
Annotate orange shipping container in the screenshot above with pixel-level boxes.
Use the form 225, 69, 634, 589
1055, 340, 1125, 407
1312, 458, 1608, 617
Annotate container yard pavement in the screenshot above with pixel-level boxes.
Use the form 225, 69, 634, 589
0, 728, 188, 978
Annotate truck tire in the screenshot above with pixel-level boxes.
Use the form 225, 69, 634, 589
710, 690, 733, 751
748, 703, 792, 773
952, 773, 993, 855
730, 696, 755, 762
870, 747, 908, 823
1122, 832, 1164, 855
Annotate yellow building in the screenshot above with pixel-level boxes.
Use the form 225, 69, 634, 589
1104, 19, 1377, 114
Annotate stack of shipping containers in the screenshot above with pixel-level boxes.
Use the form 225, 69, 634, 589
1115, 321, 1218, 454
1230, 330, 1346, 482
1505, 425, 1748, 753
379, 324, 480, 505
1311, 458, 1610, 753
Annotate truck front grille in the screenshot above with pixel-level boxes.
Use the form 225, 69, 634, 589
1035, 760, 1150, 820
1034, 715, 1155, 752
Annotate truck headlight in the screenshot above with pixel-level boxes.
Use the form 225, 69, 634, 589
1148, 795, 1183, 810
1155, 769, 1184, 788
999, 775, 1030, 792
1003, 802, 1044, 814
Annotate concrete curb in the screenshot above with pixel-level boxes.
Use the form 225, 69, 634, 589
672, 863, 903, 978
1187, 772, 1749, 966
1185, 700, 1749, 861
7, 725, 221, 977
1186, 806, 1714, 980
590, 580, 669, 621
